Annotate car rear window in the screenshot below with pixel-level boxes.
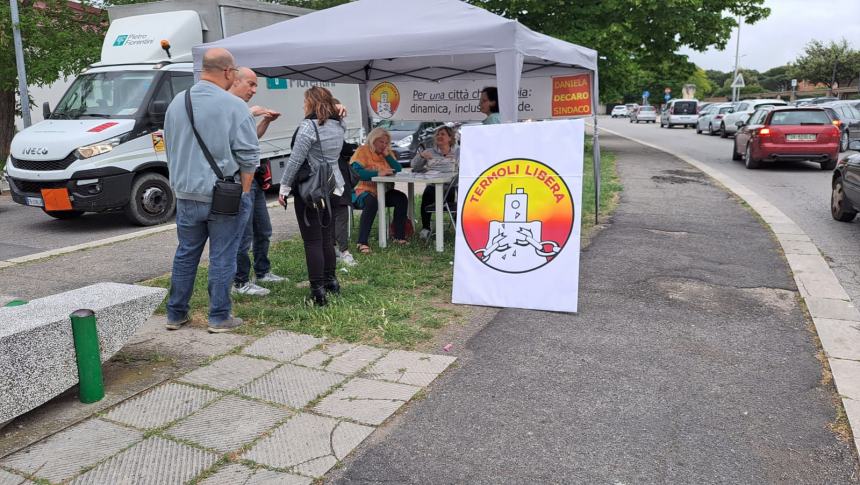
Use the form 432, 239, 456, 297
769, 110, 831, 125
641, 106, 655, 112
673, 101, 696, 114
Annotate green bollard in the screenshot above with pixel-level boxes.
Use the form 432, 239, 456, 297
70, 309, 104, 404
3, 300, 27, 307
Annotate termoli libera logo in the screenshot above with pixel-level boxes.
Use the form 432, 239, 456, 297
369, 82, 400, 119
462, 159, 574, 273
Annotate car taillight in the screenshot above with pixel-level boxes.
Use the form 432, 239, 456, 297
757, 128, 771, 137
832, 120, 842, 127
715, 114, 724, 120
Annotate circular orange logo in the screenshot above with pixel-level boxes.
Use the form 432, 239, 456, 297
461, 159, 574, 273
369, 82, 400, 119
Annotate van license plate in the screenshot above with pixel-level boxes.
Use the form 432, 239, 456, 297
25, 197, 44, 207
787, 134, 816, 141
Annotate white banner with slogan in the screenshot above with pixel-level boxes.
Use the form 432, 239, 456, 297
367, 75, 593, 122
452, 119, 584, 313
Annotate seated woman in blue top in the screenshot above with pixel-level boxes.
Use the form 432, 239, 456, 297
411, 125, 458, 239
351, 127, 409, 254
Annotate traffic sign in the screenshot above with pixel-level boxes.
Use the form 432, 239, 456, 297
731, 73, 745, 88
791, 78, 797, 88
642, 90, 650, 99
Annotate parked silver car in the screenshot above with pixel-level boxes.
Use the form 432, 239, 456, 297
696, 102, 734, 136
630, 105, 657, 123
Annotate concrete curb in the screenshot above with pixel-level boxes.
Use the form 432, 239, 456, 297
0, 200, 285, 269
597, 125, 860, 454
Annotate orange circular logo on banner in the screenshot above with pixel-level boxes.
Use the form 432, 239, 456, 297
369, 82, 400, 119
461, 158, 574, 273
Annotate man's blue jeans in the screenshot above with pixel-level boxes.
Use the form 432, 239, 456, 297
167, 194, 252, 325
235, 180, 273, 285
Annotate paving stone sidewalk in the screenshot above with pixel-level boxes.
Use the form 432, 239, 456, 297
0, 331, 455, 484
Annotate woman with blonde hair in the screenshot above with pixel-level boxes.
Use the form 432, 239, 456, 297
278, 86, 345, 306
351, 127, 408, 254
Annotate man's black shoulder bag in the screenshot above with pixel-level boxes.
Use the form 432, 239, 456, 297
185, 90, 243, 216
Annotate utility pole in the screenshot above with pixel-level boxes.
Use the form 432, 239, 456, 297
731, 15, 742, 103
10, 0, 31, 128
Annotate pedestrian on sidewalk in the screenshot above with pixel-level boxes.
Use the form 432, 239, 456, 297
163, 48, 260, 333
228, 67, 287, 297
278, 86, 346, 306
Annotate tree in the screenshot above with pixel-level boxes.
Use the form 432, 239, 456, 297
758, 65, 791, 91
0, 1, 106, 163
464, 0, 770, 102
792, 39, 860, 89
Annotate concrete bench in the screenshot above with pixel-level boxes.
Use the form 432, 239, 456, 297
0, 283, 167, 423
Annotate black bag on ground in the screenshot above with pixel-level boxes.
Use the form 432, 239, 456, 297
185, 90, 242, 215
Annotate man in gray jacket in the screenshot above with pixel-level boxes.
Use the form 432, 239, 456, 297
163, 48, 260, 333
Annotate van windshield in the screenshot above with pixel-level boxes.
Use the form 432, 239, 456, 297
52, 71, 157, 119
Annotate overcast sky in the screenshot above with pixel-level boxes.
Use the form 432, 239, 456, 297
680, 0, 860, 73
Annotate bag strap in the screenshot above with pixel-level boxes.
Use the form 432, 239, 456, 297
309, 120, 333, 229
185, 90, 227, 181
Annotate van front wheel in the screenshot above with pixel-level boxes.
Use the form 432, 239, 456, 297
125, 172, 175, 226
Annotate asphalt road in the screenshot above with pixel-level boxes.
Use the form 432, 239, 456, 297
330, 133, 860, 484
597, 115, 860, 306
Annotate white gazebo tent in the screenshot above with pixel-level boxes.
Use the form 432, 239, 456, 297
192, 0, 602, 214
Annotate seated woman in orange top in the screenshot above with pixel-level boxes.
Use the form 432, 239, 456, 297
351, 127, 409, 254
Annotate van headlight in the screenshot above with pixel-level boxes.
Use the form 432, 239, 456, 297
395, 135, 413, 148
75, 133, 130, 159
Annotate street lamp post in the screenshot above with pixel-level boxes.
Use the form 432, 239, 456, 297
9, 0, 31, 128
731, 15, 742, 103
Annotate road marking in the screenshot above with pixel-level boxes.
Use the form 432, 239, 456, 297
596, 124, 860, 454
0, 199, 285, 268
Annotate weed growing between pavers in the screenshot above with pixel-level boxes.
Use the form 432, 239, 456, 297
143, 146, 619, 348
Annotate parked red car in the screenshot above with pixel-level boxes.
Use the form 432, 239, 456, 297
731, 107, 841, 170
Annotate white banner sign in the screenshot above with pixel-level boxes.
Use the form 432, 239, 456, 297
452, 119, 584, 313
367, 75, 593, 122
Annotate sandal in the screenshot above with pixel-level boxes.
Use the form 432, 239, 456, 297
357, 243, 372, 254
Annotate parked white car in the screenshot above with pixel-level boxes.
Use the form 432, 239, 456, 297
720, 98, 787, 137
611, 105, 628, 118
696, 102, 734, 135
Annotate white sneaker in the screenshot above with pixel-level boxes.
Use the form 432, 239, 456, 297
257, 272, 286, 283
419, 228, 431, 240
232, 281, 270, 296
339, 250, 357, 267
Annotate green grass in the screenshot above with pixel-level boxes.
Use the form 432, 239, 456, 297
144, 145, 619, 348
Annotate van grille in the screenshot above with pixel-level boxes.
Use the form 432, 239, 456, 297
10, 153, 77, 171
9, 178, 67, 194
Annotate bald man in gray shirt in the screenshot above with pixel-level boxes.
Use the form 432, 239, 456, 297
163, 48, 260, 333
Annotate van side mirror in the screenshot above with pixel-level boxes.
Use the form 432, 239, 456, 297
849, 140, 860, 151
43, 102, 51, 120
149, 100, 168, 125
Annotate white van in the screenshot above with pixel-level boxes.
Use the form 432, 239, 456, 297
4, 4, 361, 225
660, 99, 699, 128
